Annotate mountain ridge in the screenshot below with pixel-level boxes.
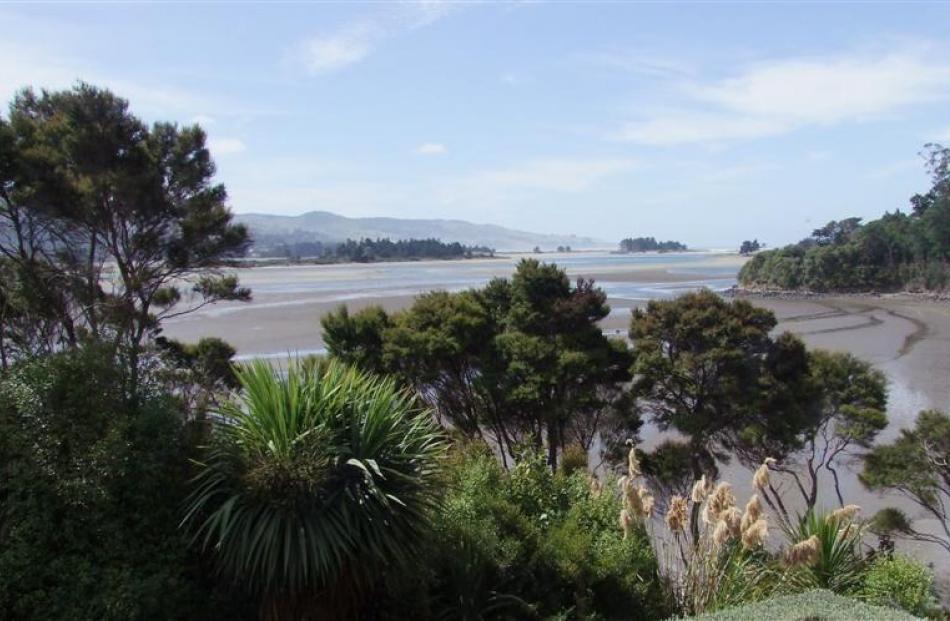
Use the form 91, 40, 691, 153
235, 210, 605, 252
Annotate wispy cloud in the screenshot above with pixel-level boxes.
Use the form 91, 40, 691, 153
462, 157, 636, 193
415, 142, 447, 155
614, 48, 950, 146
208, 137, 247, 156
0, 39, 234, 122
934, 127, 950, 143
295, 1, 458, 75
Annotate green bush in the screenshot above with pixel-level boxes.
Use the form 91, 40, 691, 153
0, 346, 249, 620
429, 446, 669, 620
860, 555, 935, 617
682, 589, 919, 621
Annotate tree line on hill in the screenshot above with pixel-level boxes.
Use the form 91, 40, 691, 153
254, 237, 494, 262
619, 236, 687, 253
0, 84, 947, 620
740, 144, 950, 292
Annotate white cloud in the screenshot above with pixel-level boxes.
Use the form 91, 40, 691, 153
0, 39, 234, 122
415, 142, 447, 155
695, 53, 950, 123
935, 127, 950, 143
299, 24, 379, 74
614, 49, 950, 145
296, 2, 458, 75
616, 113, 788, 146
207, 137, 247, 156
465, 158, 636, 193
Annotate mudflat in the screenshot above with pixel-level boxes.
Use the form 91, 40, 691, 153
163, 254, 950, 578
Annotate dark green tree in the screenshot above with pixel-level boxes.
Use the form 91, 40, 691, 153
628, 289, 786, 478
862, 410, 950, 555
323, 260, 636, 469
0, 84, 250, 386
0, 346, 243, 620
740, 144, 950, 292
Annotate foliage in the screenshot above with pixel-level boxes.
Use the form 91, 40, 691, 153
680, 589, 919, 621
0, 346, 244, 620
738, 240, 761, 255
323, 259, 637, 469
183, 359, 446, 618
860, 555, 936, 617
739, 144, 950, 292
155, 335, 239, 416
0, 84, 250, 383
752, 350, 888, 519
861, 409, 950, 555
253, 237, 495, 262
783, 508, 867, 594
628, 290, 813, 483
619, 237, 687, 253
429, 445, 669, 620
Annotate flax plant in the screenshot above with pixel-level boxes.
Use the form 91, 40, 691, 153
182, 359, 446, 619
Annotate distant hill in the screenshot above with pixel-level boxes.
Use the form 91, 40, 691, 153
235, 211, 604, 253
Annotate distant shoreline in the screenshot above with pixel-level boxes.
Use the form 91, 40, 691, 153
229, 253, 501, 268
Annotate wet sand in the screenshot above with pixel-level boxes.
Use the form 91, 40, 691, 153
163, 252, 745, 358
163, 255, 950, 585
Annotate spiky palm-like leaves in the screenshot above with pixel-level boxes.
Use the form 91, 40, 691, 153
182, 360, 445, 615
784, 508, 866, 593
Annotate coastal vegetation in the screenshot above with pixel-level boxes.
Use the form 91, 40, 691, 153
618, 237, 688, 253
738, 239, 761, 255
252, 237, 494, 263
739, 144, 950, 292
322, 259, 637, 470
0, 85, 946, 620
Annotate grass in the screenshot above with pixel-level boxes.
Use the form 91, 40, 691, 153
675, 589, 920, 621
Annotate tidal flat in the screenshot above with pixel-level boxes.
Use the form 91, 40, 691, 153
164, 252, 950, 581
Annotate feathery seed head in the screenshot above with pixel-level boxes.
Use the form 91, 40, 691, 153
741, 495, 762, 533
666, 495, 688, 533
785, 535, 821, 567
741, 517, 769, 550
827, 504, 861, 524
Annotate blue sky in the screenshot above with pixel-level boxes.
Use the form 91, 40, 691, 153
3, 1, 950, 247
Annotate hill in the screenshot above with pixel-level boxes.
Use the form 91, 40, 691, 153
235, 210, 604, 253
739, 144, 950, 292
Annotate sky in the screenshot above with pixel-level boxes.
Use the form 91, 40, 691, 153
2, 1, 950, 248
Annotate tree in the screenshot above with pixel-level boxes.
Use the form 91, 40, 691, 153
183, 360, 446, 618
155, 335, 239, 417
862, 410, 950, 555
0, 84, 250, 386
323, 260, 637, 470
0, 346, 238, 620
739, 143, 950, 293
739, 239, 761, 255
736, 349, 887, 520
619, 237, 687, 253
628, 289, 790, 477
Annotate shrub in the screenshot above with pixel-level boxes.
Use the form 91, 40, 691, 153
683, 589, 920, 621
430, 445, 669, 620
0, 346, 243, 620
860, 555, 935, 617
183, 360, 446, 618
